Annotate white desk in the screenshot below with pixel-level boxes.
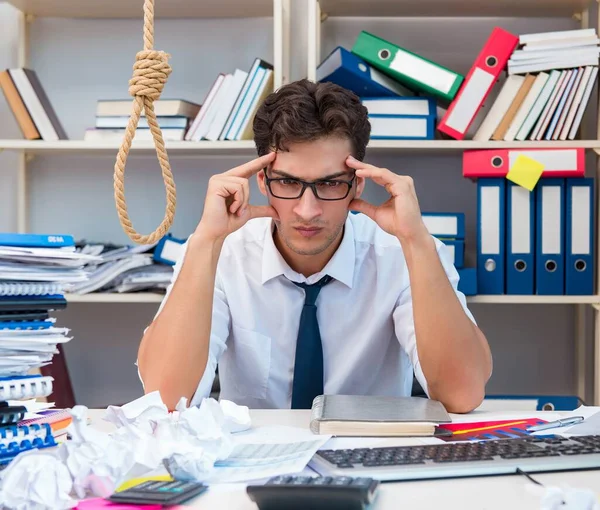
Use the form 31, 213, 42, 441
88, 409, 600, 510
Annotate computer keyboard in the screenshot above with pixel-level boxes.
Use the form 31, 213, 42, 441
309, 435, 600, 481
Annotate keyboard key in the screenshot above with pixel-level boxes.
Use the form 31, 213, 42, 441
350, 478, 374, 488
310, 477, 332, 485
331, 477, 353, 485
290, 477, 312, 485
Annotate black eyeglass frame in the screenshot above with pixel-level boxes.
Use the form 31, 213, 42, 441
262, 168, 356, 201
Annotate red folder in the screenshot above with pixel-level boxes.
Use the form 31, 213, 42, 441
463, 148, 585, 179
438, 27, 519, 140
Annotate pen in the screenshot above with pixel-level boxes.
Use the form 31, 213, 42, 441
526, 416, 585, 432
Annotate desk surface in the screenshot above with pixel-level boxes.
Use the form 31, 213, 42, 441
88, 409, 600, 510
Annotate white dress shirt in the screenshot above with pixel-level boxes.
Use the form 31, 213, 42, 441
146, 212, 476, 409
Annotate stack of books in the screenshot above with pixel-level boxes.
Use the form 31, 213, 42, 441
0, 68, 67, 141
84, 98, 201, 142
317, 28, 599, 141
0, 232, 100, 466
185, 57, 274, 142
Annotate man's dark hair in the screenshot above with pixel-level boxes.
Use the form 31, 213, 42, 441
253, 79, 371, 161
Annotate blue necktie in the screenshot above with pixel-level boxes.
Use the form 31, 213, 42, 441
291, 275, 332, 409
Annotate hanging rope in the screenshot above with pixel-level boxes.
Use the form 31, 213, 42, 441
113, 0, 176, 244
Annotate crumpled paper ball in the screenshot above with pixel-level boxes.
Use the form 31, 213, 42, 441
0, 391, 252, 509
0, 450, 76, 510
540, 485, 600, 510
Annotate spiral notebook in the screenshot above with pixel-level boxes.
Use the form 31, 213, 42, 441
0, 422, 57, 465
0, 375, 53, 401
0, 282, 63, 296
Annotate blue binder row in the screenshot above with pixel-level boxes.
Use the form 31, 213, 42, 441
477, 177, 595, 295
0, 423, 56, 465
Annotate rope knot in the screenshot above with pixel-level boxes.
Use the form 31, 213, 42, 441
128, 50, 172, 101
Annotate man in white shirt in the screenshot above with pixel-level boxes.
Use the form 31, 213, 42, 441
137, 79, 492, 413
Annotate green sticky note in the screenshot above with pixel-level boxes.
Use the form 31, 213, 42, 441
506, 154, 545, 191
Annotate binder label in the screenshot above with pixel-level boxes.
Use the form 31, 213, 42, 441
511, 186, 531, 253
572, 187, 591, 254
508, 149, 578, 170
444, 68, 495, 132
390, 51, 456, 94
542, 187, 562, 254
481, 187, 501, 254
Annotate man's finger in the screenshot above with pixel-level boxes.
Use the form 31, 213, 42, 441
349, 199, 378, 221
226, 152, 276, 179
345, 155, 378, 171
248, 204, 279, 220
215, 180, 245, 214
354, 167, 397, 188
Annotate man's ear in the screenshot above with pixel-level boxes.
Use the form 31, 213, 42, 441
257, 169, 268, 197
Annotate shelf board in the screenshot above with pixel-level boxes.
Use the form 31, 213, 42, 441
467, 295, 600, 305
318, 0, 590, 18
365, 139, 600, 154
0, 139, 258, 156
1, 139, 599, 156
63, 293, 600, 304
65, 293, 163, 303
5, 0, 273, 18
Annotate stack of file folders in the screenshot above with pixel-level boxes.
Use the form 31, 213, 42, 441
69, 235, 176, 294
466, 149, 595, 295
316, 26, 598, 142
0, 232, 99, 464
421, 213, 477, 296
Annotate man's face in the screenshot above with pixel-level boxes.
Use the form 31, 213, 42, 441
257, 137, 364, 256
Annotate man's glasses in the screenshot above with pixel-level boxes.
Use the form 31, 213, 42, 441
263, 169, 356, 201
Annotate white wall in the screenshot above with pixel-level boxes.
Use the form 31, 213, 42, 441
0, 1, 596, 407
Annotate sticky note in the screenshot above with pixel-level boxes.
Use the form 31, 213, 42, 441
115, 474, 173, 492
506, 154, 545, 191
76, 498, 162, 509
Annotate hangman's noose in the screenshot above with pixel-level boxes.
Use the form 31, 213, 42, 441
113, 0, 176, 245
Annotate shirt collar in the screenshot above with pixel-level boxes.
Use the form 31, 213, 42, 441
260, 215, 355, 288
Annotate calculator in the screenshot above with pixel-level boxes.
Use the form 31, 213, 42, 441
107, 480, 208, 505
246, 475, 380, 510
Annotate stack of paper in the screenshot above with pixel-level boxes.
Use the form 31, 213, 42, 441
0, 233, 98, 430
69, 241, 173, 295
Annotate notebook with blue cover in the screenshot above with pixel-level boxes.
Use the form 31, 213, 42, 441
0, 423, 57, 465
0, 233, 74, 248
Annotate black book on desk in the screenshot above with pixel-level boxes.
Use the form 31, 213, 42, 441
309, 395, 451, 437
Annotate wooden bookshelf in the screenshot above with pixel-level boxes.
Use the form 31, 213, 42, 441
307, 0, 600, 406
